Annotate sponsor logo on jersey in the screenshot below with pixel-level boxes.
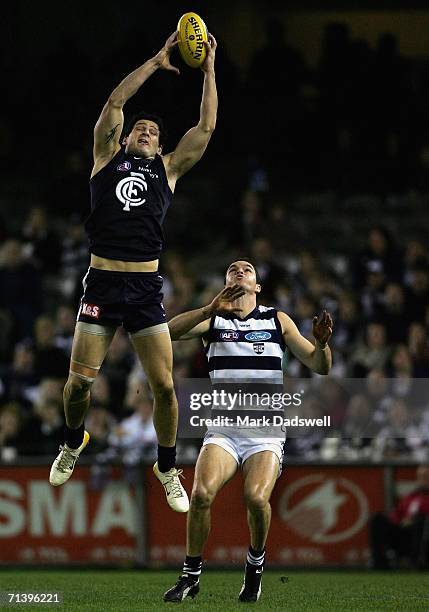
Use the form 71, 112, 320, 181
81, 303, 101, 319
220, 331, 239, 341
117, 161, 131, 171
115, 172, 147, 211
245, 331, 272, 341
253, 342, 265, 354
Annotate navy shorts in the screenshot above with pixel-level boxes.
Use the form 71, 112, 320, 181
77, 267, 167, 333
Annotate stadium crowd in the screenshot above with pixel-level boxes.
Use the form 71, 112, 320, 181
0, 203, 429, 464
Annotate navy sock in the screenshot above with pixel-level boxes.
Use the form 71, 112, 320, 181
183, 555, 202, 580
247, 546, 265, 567
157, 444, 176, 472
64, 423, 85, 449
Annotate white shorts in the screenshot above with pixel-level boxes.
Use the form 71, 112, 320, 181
202, 431, 285, 477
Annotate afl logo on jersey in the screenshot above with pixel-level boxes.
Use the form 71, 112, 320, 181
115, 171, 147, 211
117, 161, 131, 171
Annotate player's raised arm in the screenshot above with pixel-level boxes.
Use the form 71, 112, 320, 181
92, 32, 180, 172
278, 310, 333, 375
164, 34, 218, 184
168, 284, 245, 340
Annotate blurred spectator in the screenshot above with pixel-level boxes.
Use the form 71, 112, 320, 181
21, 206, 61, 274
85, 407, 115, 455
54, 304, 76, 355
0, 340, 38, 409
33, 316, 69, 380
20, 399, 64, 456
407, 323, 429, 377
353, 226, 402, 290
106, 396, 157, 465
0, 239, 42, 341
373, 398, 424, 460
379, 283, 409, 343
91, 373, 113, 413
251, 238, 287, 303
405, 264, 429, 323
59, 214, 89, 305
349, 322, 391, 377
340, 394, 378, 459
0, 402, 24, 461
369, 464, 429, 569
100, 330, 134, 415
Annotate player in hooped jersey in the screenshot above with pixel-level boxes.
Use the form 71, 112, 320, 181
163, 260, 333, 602
49, 31, 218, 513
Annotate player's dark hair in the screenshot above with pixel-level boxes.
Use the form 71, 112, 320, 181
225, 260, 262, 285
124, 111, 167, 146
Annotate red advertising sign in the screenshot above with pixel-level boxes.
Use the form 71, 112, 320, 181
0, 467, 139, 565
147, 466, 385, 567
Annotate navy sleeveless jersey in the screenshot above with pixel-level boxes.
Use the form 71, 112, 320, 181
85, 147, 173, 261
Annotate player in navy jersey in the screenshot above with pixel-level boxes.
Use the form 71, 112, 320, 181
49, 31, 218, 513
163, 260, 333, 602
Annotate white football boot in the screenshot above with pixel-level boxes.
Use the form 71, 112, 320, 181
153, 462, 189, 513
49, 431, 90, 486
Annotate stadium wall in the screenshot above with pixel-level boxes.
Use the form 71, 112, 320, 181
0, 462, 419, 568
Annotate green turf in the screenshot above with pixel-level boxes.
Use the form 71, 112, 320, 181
0, 570, 428, 611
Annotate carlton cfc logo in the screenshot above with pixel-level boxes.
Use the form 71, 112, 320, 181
115, 172, 147, 211
278, 474, 369, 543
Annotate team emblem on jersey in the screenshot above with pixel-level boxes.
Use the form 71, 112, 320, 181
220, 330, 239, 341
117, 161, 132, 171
245, 331, 271, 341
115, 171, 147, 211
253, 342, 265, 354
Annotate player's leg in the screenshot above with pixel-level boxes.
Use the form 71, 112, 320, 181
243, 450, 279, 550
50, 321, 115, 486
164, 441, 238, 602
239, 448, 281, 602
131, 326, 188, 512
187, 442, 238, 556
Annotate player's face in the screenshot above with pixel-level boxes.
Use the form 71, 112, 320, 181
126, 120, 161, 158
226, 261, 261, 294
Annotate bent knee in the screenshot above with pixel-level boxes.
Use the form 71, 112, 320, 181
65, 374, 93, 399
191, 486, 216, 510
151, 378, 175, 401
244, 491, 270, 512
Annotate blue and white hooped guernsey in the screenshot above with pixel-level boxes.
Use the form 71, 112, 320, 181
205, 305, 286, 384
204, 305, 287, 438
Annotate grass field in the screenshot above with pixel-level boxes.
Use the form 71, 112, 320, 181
0, 570, 428, 611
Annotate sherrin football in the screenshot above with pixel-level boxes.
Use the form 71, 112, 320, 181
177, 12, 208, 68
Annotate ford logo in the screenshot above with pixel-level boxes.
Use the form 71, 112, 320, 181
245, 331, 271, 341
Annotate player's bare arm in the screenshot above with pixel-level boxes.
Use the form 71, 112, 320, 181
168, 284, 245, 340
163, 34, 218, 188
278, 310, 333, 375
92, 32, 179, 176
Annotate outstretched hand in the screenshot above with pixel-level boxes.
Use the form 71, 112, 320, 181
155, 31, 180, 75
201, 33, 217, 73
207, 284, 246, 315
312, 310, 333, 347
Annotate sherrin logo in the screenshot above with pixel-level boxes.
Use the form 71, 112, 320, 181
245, 331, 272, 341
177, 12, 208, 68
